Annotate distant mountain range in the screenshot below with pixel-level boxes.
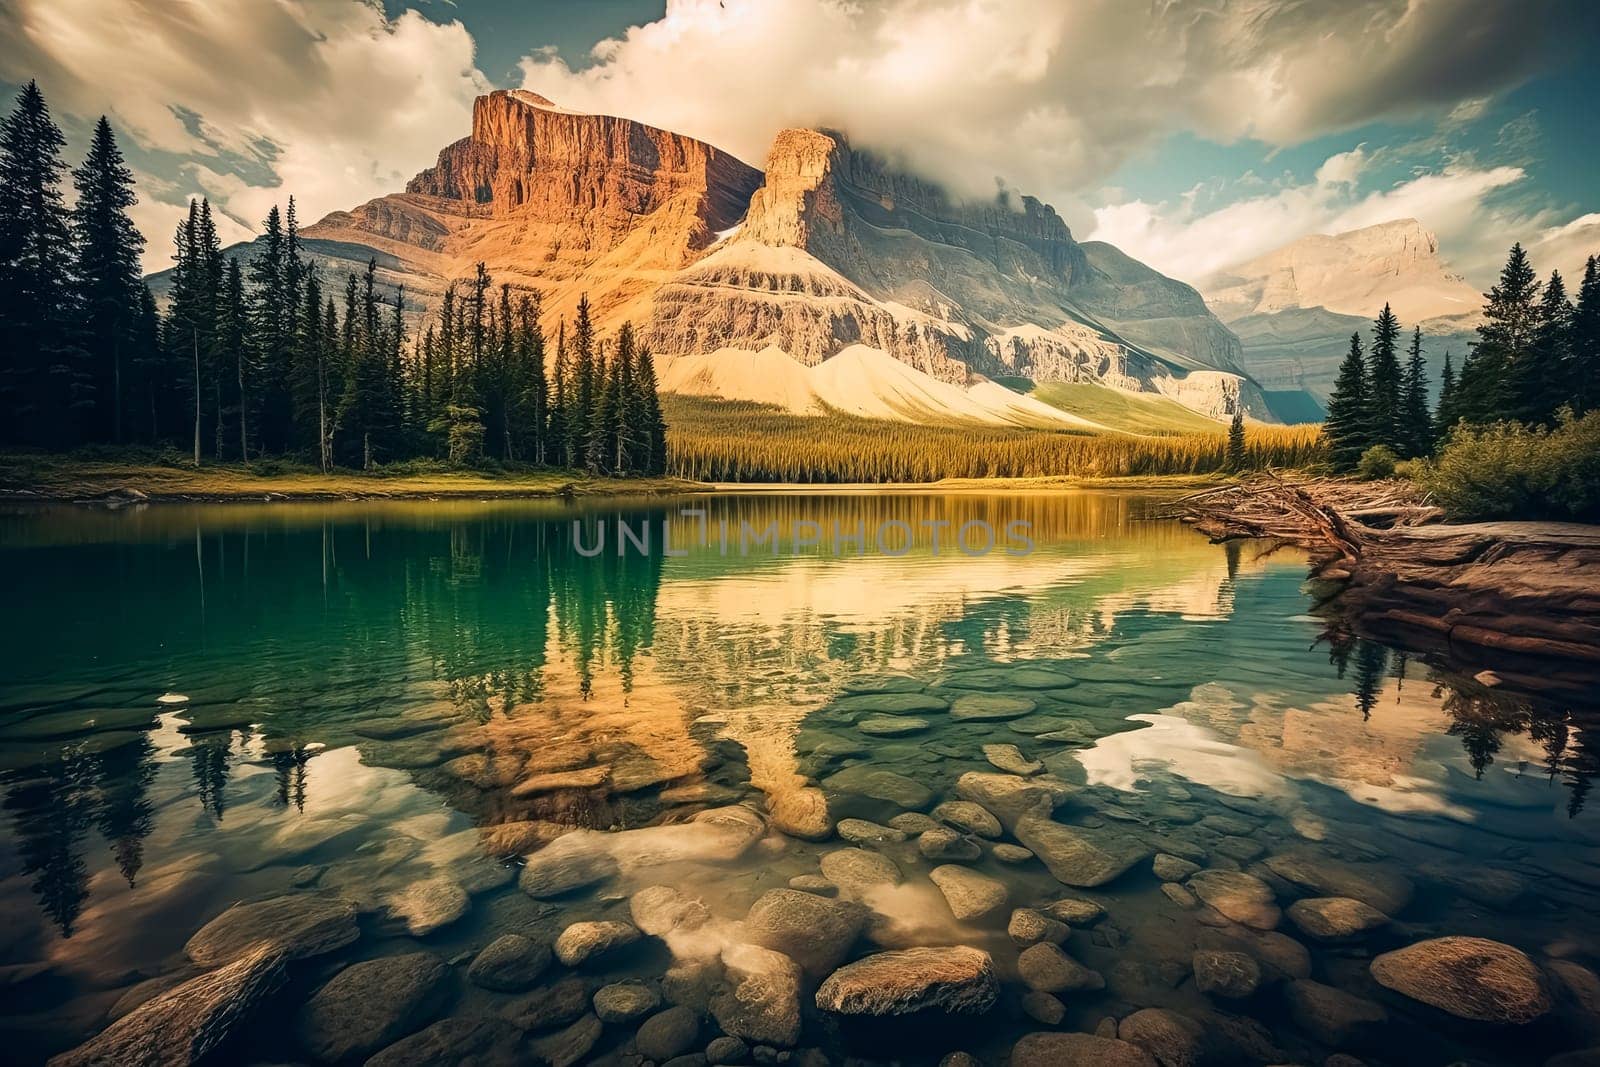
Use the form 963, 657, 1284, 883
152, 90, 1271, 431
1202, 219, 1483, 413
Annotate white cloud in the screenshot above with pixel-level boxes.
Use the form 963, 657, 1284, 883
1, 0, 489, 266
517, 0, 1568, 205
1086, 154, 1540, 287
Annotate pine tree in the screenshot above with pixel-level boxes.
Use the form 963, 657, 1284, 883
249, 205, 293, 452
71, 116, 144, 444
0, 81, 82, 446
1323, 332, 1369, 471
570, 295, 596, 466
1458, 243, 1538, 424
319, 293, 340, 470
128, 284, 163, 443
1525, 270, 1574, 425
548, 320, 569, 467
1366, 303, 1403, 449
515, 291, 548, 463
1575, 256, 1600, 416
586, 338, 615, 474
1399, 326, 1433, 457
217, 258, 249, 459
1434, 350, 1458, 443
1225, 408, 1246, 471
634, 342, 667, 475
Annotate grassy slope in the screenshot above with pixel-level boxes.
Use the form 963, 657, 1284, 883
0, 452, 699, 501
1022, 381, 1229, 435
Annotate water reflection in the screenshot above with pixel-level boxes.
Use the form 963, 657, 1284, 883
2, 493, 1598, 1063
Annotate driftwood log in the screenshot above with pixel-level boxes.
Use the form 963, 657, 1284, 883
1171, 475, 1600, 692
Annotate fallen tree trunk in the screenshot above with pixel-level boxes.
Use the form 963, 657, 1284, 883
1170, 476, 1600, 685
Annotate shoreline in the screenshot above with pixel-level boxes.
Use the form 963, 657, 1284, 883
2, 454, 1223, 504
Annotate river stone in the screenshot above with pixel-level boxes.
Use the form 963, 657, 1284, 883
1370, 936, 1551, 1024
823, 765, 934, 809
501, 977, 591, 1031
527, 1013, 602, 1067
388, 877, 469, 936
819, 849, 902, 895
1118, 1007, 1207, 1067
297, 951, 449, 1062
1192, 949, 1260, 999
836, 692, 949, 714
1162, 883, 1199, 909
366, 1016, 525, 1067
815, 946, 997, 1016
1187, 870, 1280, 930
859, 716, 929, 736
519, 837, 619, 898
767, 787, 833, 841
889, 812, 942, 834
983, 744, 1043, 776
631, 884, 712, 936
1008, 714, 1086, 735
930, 865, 1008, 921
950, 694, 1037, 721
1014, 813, 1151, 887
1006, 667, 1080, 690
636, 1005, 701, 1060
107, 973, 192, 1021
1009, 1032, 1157, 1067
844, 674, 925, 694
954, 772, 1074, 826
184, 894, 357, 967
920, 828, 983, 861
1285, 979, 1388, 1046
710, 943, 802, 1046
789, 874, 838, 896
1008, 909, 1069, 947
1017, 943, 1104, 993
744, 889, 867, 975
837, 818, 906, 844
706, 1036, 750, 1064
992, 844, 1034, 864
553, 920, 641, 967
1200, 813, 1255, 836
933, 800, 1003, 838
1286, 897, 1389, 941
1263, 851, 1414, 915
1020, 990, 1066, 1025
49, 943, 285, 1067
1040, 897, 1105, 926
1196, 925, 1311, 982
1152, 853, 1201, 882
593, 980, 661, 1023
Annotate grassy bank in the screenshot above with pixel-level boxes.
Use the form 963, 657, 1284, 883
0, 451, 701, 502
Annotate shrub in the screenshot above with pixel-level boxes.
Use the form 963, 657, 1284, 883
1415, 409, 1600, 522
1355, 445, 1399, 480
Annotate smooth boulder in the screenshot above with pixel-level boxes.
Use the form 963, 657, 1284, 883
816, 946, 998, 1016
1370, 936, 1551, 1024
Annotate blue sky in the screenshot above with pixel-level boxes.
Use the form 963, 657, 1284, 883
3, 0, 1595, 286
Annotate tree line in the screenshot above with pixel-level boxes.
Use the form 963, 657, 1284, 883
0, 81, 666, 476
1324, 242, 1600, 470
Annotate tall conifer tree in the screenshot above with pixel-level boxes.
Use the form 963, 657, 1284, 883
1399, 326, 1432, 457
71, 116, 143, 443
1366, 303, 1402, 449
1323, 332, 1369, 471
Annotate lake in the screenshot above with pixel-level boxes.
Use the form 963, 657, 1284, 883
2, 491, 1597, 1066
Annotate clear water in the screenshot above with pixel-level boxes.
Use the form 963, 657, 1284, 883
2, 492, 1597, 1065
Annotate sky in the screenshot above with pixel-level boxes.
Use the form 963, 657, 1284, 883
2, 0, 1596, 290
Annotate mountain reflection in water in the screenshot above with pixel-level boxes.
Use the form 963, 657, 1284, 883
1, 492, 1597, 1065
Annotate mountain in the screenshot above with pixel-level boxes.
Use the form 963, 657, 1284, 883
152, 90, 1269, 427
1204, 219, 1482, 411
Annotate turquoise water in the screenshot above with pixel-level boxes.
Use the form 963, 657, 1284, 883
1, 493, 1597, 1065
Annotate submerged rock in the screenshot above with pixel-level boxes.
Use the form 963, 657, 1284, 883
1152, 854, 1201, 882
1020, 990, 1065, 1025
767, 787, 834, 841
889, 812, 943, 834
1192, 949, 1261, 999
1263, 851, 1413, 915
1370, 936, 1551, 1024
1009, 1032, 1157, 1067
819, 848, 901, 895
919, 827, 983, 861
526, 1013, 602, 1067
184, 894, 357, 967
49, 944, 285, 1067
710, 943, 803, 1046
835, 691, 949, 714
950, 694, 1038, 721
954, 772, 1073, 827
1284, 979, 1387, 1046
983, 744, 1043, 776
1286, 897, 1389, 941
822, 765, 934, 810
1117, 1007, 1206, 1067
933, 800, 1003, 838
1040, 897, 1105, 926
593, 980, 661, 1023
744, 889, 867, 975
553, 920, 641, 967
992, 843, 1035, 864
366, 1016, 525, 1067
631, 884, 713, 936
930, 865, 1008, 920
296, 951, 450, 1062
1015, 813, 1151, 888
387, 877, 469, 936
1017, 943, 1104, 993
815, 946, 997, 1015
1008, 909, 1070, 947
501, 977, 591, 1032
837, 818, 906, 844
860, 716, 930, 736
1187, 870, 1280, 930
636, 1005, 701, 1061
